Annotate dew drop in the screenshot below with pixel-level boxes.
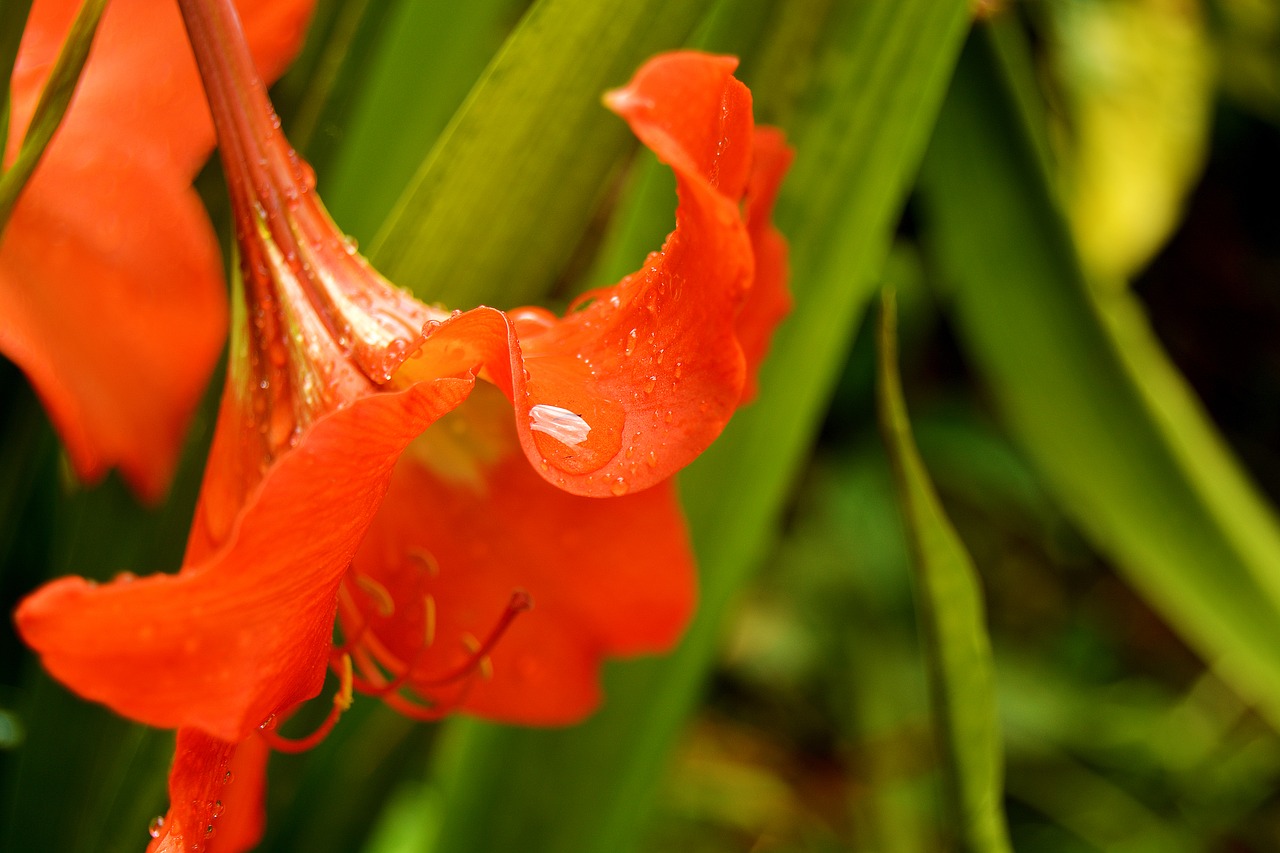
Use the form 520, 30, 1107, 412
611, 477, 629, 496
624, 328, 638, 356
645, 376, 657, 394
148, 816, 165, 839
664, 410, 673, 424
625, 446, 634, 459
647, 450, 658, 467
211, 801, 224, 818
224, 771, 234, 785
258, 714, 277, 732
674, 362, 683, 380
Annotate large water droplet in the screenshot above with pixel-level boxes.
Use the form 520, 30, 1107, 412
611, 477, 629, 496
148, 816, 166, 839
624, 328, 638, 357
529, 405, 591, 446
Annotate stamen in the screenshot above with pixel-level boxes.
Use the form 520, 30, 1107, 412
423, 594, 437, 648
345, 590, 532, 715
259, 655, 354, 754
413, 590, 532, 688
407, 548, 440, 577
355, 574, 395, 617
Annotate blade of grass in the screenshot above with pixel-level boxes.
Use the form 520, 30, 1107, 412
919, 22, 1280, 729
413, 3, 972, 852
877, 290, 1013, 853
0, 0, 108, 234
367, 0, 717, 307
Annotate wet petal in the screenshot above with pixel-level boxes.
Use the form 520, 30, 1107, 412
505, 53, 757, 497
16, 377, 473, 741
146, 729, 267, 853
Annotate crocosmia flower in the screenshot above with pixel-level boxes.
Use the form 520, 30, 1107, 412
14, 0, 792, 849
0, 0, 312, 500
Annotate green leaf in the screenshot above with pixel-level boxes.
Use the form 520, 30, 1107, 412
0, 0, 34, 148
367, 0, 718, 307
275, 0, 404, 172
0, 0, 108, 235
877, 290, 1013, 853
918, 23, 1280, 730
416, 2, 971, 852
318, 0, 519, 248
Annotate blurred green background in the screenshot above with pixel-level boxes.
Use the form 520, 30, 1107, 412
4, 0, 1280, 851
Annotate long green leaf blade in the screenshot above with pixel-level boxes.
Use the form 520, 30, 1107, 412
919, 23, 1280, 729
417, 2, 972, 852
368, 0, 717, 307
877, 291, 1013, 853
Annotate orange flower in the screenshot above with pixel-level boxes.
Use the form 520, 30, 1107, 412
15, 0, 791, 849
0, 0, 313, 501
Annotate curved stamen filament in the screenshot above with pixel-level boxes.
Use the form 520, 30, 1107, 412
340, 589, 533, 712
259, 655, 354, 754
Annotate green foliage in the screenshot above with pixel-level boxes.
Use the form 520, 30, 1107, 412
5, 1, 1280, 852
877, 291, 1012, 853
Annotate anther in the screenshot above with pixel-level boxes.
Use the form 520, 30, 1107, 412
355, 575, 394, 617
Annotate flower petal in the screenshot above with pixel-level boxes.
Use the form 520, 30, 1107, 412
505, 53, 757, 497
146, 729, 267, 853
15, 377, 473, 741
0, 0, 314, 499
349, 385, 695, 724
737, 126, 794, 401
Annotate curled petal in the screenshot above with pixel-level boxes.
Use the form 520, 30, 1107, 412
16, 378, 473, 741
507, 53, 757, 497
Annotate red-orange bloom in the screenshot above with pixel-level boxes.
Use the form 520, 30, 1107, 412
0, 0, 312, 501
15, 0, 791, 850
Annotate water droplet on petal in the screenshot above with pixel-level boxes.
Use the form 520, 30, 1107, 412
611, 478, 629, 496
211, 801, 224, 818
647, 450, 658, 467
148, 816, 165, 839
258, 714, 276, 731
529, 405, 591, 446
624, 328, 638, 356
